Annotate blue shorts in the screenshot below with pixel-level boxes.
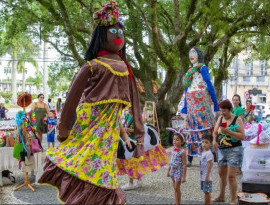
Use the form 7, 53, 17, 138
200, 181, 212, 193
47, 132, 55, 142
218, 146, 243, 167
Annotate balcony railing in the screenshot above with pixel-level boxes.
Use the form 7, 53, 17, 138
243, 76, 251, 82
257, 76, 265, 82
228, 76, 268, 86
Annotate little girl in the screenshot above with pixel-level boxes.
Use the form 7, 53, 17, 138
167, 133, 187, 205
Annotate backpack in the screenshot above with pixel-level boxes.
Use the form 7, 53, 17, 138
1, 170, 15, 185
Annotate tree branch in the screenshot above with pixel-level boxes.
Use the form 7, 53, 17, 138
55, 0, 84, 65
188, 19, 209, 47
148, 0, 174, 69
159, 13, 174, 44
174, 0, 180, 35
46, 39, 73, 58
35, 0, 62, 22
186, 0, 197, 21
75, 0, 89, 9
157, 68, 176, 101
160, 5, 174, 29
130, 0, 152, 32
173, 11, 203, 45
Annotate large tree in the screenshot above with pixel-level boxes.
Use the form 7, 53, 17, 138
123, 0, 270, 128
0, 1, 40, 104
2, 0, 269, 128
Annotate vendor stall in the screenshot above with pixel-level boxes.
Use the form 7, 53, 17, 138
240, 123, 270, 202
0, 92, 44, 190
0, 148, 43, 186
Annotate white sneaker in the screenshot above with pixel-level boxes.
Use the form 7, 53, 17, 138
121, 182, 138, 191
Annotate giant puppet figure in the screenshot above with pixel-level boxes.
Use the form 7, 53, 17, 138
181, 47, 219, 164
38, 2, 144, 204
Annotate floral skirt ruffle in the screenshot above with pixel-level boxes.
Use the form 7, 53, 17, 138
185, 90, 215, 156
38, 103, 126, 204
116, 144, 168, 179
38, 157, 125, 205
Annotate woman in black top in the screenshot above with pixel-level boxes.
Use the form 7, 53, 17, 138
213, 99, 244, 204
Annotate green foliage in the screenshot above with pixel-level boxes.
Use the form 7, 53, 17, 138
47, 62, 75, 97
26, 71, 43, 89
0, 91, 12, 103
253, 35, 270, 61
160, 128, 169, 141
31, 94, 38, 100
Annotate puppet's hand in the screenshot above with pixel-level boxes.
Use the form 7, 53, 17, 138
125, 138, 132, 149
57, 135, 68, 143
58, 126, 69, 142
132, 140, 144, 158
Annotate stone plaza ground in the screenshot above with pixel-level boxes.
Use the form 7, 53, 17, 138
1, 145, 242, 204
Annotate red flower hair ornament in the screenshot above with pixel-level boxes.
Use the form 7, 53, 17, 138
94, 1, 124, 27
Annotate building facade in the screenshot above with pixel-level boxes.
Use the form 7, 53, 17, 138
0, 81, 40, 93
0, 54, 41, 94
225, 50, 269, 106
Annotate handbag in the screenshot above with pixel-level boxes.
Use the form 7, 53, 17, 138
13, 142, 24, 159
0, 131, 5, 147
31, 138, 43, 153
25, 117, 43, 153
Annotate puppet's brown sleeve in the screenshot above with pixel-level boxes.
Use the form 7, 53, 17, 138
58, 63, 91, 137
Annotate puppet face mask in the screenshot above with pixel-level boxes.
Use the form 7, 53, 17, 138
102, 24, 125, 53
189, 48, 198, 65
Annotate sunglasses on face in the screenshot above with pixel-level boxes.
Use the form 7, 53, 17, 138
39, 96, 44, 99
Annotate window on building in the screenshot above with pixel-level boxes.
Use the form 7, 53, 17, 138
246, 62, 253, 76
259, 94, 266, 103
4, 67, 11, 74
243, 76, 250, 81
260, 61, 267, 76
232, 58, 239, 79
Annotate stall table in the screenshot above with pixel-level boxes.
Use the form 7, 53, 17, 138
241, 144, 270, 203
0, 147, 43, 186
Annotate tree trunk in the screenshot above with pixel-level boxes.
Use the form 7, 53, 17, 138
43, 42, 49, 101
156, 99, 174, 132
156, 52, 189, 130
234, 66, 238, 95
214, 77, 223, 100
11, 50, 18, 105
22, 62, 26, 92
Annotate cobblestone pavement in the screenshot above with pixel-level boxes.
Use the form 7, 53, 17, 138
1, 109, 241, 204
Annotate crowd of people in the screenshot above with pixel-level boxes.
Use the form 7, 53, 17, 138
171, 95, 255, 204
